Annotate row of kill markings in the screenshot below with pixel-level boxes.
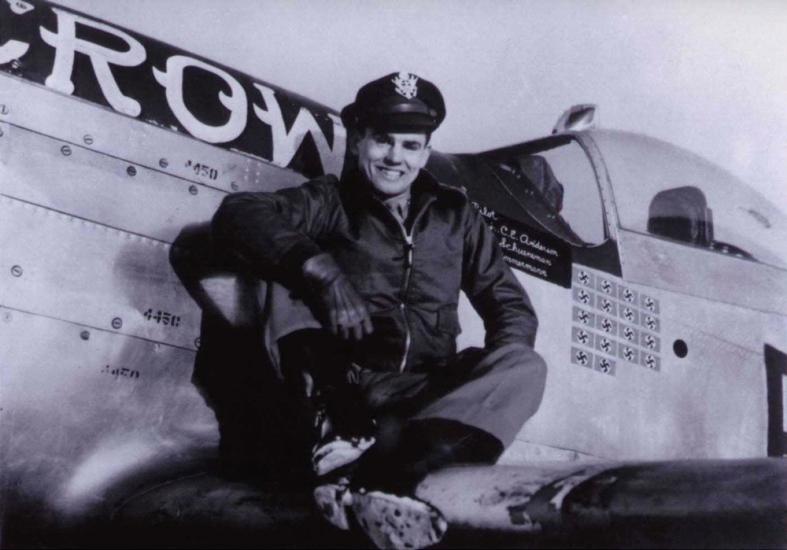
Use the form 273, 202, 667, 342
571, 267, 662, 376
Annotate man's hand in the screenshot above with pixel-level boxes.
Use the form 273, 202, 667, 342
302, 253, 373, 340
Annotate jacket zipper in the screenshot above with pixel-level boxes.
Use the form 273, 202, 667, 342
377, 194, 431, 373
378, 201, 415, 373
398, 226, 414, 372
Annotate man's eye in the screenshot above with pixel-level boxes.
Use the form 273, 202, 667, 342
404, 143, 422, 151
373, 135, 392, 145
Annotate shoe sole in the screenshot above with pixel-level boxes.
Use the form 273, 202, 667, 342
313, 483, 352, 531
351, 491, 447, 549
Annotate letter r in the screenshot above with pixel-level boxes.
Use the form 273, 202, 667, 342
40, 8, 146, 116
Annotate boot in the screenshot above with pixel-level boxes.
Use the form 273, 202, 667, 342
351, 418, 503, 495
344, 418, 502, 548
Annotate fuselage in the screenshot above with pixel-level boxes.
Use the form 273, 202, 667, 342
1, 0, 785, 546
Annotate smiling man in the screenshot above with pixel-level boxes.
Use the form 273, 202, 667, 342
211, 72, 546, 549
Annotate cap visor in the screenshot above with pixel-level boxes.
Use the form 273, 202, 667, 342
366, 112, 436, 133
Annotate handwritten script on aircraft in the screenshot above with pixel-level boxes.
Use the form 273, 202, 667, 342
471, 201, 572, 287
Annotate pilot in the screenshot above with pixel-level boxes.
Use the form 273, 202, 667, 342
211, 72, 547, 549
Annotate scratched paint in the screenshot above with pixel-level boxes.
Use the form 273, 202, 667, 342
416, 460, 786, 547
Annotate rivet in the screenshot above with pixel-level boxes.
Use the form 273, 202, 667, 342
83, 134, 94, 145
10, 265, 23, 277
194, 337, 201, 349
159, 158, 169, 169
111, 317, 123, 329
61, 145, 72, 156
230, 182, 239, 191
127, 165, 137, 176
189, 185, 198, 195
80, 330, 90, 341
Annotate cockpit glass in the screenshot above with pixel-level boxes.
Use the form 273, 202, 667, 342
592, 132, 787, 270
481, 136, 606, 247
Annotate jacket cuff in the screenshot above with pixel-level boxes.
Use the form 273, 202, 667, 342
278, 241, 324, 281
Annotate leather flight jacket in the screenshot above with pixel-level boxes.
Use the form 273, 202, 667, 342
212, 169, 538, 373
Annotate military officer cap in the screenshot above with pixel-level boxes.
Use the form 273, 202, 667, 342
341, 72, 446, 133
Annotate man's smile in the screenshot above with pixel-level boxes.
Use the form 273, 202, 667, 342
375, 165, 406, 180
354, 130, 430, 197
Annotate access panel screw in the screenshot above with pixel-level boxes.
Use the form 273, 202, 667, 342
111, 317, 123, 330
10, 265, 23, 277
80, 330, 90, 341
61, 145, 72, 156
83, 134, 94, 145
159, 158, 169, 169
127, 166, 137, 177
189, 185, 198, 195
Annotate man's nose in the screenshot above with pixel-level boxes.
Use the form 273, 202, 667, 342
384, 144, 403, 164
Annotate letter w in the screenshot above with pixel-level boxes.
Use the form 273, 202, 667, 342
253, 83, 345, 176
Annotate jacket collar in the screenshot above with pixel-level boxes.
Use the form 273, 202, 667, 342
339, 169, 449, 233
339, 168, 452, 212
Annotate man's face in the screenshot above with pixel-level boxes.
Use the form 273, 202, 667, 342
353, 128, 431, 198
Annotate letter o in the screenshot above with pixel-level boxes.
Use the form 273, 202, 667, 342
153, 55, 247, 143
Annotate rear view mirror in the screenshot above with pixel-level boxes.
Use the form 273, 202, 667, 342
552, 104, 597, 134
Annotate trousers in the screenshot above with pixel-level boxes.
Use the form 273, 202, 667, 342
278, 330, 547, 449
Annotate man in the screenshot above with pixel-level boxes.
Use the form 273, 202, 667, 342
211, 72, 547, 548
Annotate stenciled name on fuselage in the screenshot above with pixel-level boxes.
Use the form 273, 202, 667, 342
0, 0, 346, 178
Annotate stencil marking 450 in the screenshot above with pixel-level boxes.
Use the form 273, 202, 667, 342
184, 159, 219, 180
101, 365, 141, 379
143, 308, 181, 327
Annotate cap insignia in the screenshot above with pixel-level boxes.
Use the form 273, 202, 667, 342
392, 72, 419, 100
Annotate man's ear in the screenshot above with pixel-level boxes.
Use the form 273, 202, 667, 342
418, 143, 432, 167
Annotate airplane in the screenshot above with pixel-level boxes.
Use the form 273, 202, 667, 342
1, 0, 785, 547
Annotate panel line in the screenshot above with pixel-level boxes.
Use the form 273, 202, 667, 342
0, 304, 198, 353
0, 119, 231, 194
0, 193, 174, 246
